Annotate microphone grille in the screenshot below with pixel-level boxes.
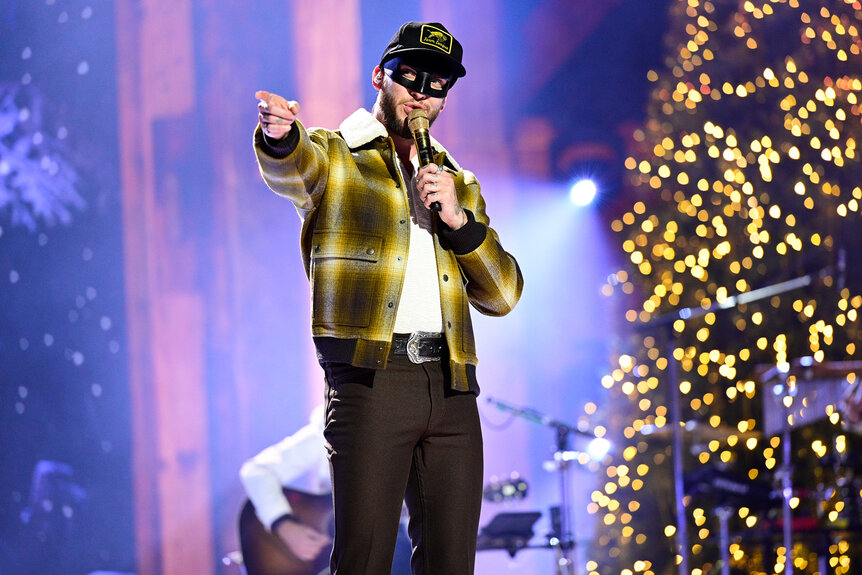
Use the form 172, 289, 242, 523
407, 109, 429, 133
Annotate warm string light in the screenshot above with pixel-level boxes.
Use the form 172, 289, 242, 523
589, 1, 862, 573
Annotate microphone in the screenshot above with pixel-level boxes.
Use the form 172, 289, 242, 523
408, 109, 441, 212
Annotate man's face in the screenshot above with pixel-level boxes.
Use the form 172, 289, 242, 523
384, 58, 452, 98
377, 60, 447, 139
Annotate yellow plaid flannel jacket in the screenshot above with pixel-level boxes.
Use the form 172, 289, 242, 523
254, 109, 523, 392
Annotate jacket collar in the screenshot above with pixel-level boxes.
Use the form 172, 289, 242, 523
338, 108, 462, 172
339, 109, 388, 148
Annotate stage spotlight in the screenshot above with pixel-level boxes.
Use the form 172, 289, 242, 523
586, 436, 611, 461
557, 142, 616, 206
568, 178, 597, 206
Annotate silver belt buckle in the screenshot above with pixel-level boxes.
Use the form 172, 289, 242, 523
406, 331, 441, 364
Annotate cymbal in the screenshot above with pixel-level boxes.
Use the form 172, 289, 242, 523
639, 420, 761, 443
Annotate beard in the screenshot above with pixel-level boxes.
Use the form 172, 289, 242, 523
378, 86, 441, 140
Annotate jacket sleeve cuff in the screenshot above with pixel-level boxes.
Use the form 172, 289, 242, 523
438, 209, 486, 255
255, 124, 300, 159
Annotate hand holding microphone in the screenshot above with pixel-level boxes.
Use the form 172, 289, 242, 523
409, 109, 467, 229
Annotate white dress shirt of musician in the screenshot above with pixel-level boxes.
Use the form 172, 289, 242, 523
240, 405, 330, 531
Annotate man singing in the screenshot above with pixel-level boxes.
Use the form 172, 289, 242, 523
253, 21, 523, 575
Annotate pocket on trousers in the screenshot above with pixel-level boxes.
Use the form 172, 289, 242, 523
323, 361, 376, 388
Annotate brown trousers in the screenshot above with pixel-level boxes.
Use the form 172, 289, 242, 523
322, 354, 483, 575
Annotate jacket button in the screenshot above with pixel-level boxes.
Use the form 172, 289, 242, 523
314, 245, 320, 252
447, 321, 452, 328
388, 302, 394, 308
400, 220, 406, 224
443, 274, 448, 282
367, 248, 375, 255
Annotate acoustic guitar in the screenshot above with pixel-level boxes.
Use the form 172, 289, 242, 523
238, 488, 334, 575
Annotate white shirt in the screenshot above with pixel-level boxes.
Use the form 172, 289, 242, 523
239, 405, 330, 530
392, 158, 443, 334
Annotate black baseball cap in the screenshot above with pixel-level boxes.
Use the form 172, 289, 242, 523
380, 21, 467, 80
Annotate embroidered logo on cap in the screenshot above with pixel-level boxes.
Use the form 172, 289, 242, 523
419, 24, 453, 54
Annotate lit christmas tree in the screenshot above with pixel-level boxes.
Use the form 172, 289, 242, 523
589, 1, 862, 574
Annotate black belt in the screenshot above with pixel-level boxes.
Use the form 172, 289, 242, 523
392, 332, 444, 364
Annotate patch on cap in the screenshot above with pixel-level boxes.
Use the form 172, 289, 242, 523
419, 24, 454, 55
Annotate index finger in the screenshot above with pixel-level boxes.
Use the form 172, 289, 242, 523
418, 163, 440, 176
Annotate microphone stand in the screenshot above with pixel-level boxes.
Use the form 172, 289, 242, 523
551, 425, 577, 575
486, 397, 597, 575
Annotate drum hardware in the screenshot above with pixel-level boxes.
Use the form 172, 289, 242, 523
758, 358, 862, 575
638, 265, 835, 575
483, 472, 529, 503
685, 463, 778, 575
